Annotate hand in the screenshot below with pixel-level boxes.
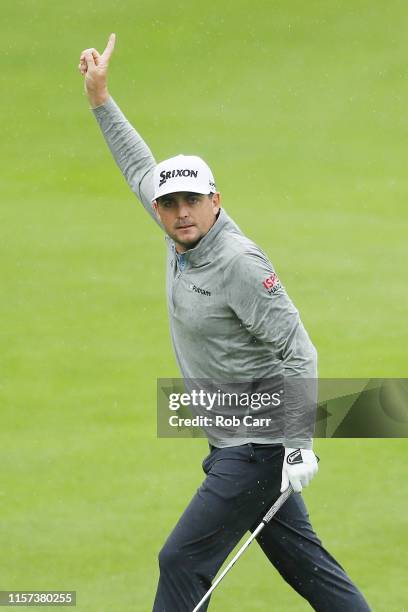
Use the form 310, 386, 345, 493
78, 33, 116, 108
280, 448, 319, 493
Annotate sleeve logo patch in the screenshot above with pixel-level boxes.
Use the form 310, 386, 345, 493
262, 272, 282, 294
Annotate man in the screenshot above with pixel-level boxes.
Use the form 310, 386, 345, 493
78, 33, 370, 611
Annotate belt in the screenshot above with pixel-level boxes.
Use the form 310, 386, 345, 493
209, 442, 281, 451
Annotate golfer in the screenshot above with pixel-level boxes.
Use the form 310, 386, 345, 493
78, 34, 371, 611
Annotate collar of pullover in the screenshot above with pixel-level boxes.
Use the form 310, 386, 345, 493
169, 208, 237, 268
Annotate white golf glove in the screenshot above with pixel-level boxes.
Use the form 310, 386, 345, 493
280, 448, 319, 493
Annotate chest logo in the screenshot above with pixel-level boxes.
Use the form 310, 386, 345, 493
189, 283, 211, 297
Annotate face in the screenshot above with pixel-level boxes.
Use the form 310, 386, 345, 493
153, 191, 221, 252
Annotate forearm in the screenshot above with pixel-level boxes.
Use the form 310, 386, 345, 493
88, 88, 110, 109
282, 326, 317, 449
92, 96, 160, 224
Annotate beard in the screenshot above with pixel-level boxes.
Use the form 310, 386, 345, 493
169, 227, 205, 251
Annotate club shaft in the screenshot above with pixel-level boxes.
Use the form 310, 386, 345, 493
192, 486, 293, 612
192, 523, 265, 612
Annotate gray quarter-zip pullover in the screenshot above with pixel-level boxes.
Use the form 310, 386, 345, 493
92, 97, 317, 449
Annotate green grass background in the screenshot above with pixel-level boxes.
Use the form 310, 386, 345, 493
1, 0, 407, 610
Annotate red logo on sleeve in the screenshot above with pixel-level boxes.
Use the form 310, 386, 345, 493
262, 272, 282, 294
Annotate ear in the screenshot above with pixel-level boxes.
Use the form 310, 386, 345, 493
211, 192, 221, 214
152, 200, 162, 222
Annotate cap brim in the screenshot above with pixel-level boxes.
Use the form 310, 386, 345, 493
152, 184, 213, 202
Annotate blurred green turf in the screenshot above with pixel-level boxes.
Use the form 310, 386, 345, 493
1, 1, 407, 610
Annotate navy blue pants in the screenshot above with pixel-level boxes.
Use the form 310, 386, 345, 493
153, 444, 370, 611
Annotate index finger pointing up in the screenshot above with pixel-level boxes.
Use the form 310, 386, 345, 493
101, 33, 116, 61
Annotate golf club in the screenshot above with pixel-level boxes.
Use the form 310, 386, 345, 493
192, 484, 294, 612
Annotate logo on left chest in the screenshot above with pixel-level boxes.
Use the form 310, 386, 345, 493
189, 283, 212, 297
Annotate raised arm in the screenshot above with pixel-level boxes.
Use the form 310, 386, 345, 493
78, 34, 161, 226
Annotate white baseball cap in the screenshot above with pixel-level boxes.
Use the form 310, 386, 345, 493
152, 154, 216, 201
